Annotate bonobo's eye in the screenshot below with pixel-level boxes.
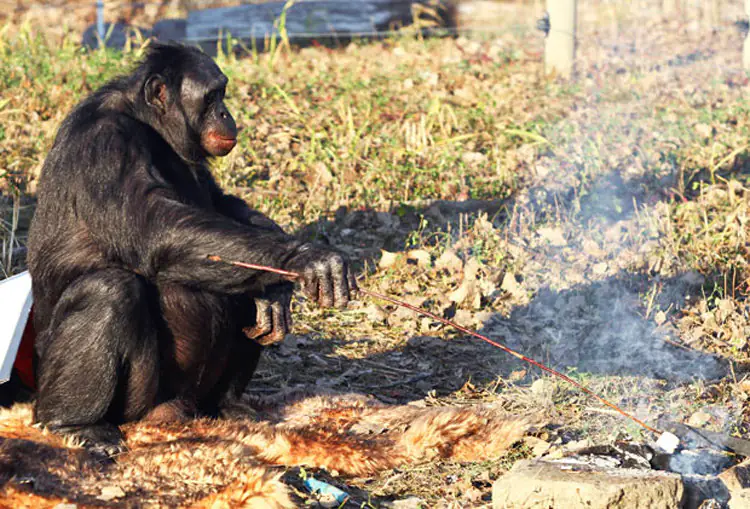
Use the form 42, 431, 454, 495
204, 90, 218, 105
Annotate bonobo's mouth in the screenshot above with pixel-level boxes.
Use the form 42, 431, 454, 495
215, 137, 237, 151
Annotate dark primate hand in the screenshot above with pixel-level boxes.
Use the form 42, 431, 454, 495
284, 244, 357, 308
243, 283, 293, 346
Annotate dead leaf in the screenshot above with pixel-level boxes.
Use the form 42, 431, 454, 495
592, 262, 608, 275
582, 238, 606, 258
98, 486, 125, 501
454, 309, 474, 326
687, 410, 712, 427
537, 227, 567, 246
407, 249, 432, 268
363, 304, 387, 323
695, 122, 712, 138
449, 258, 482, 308
379, 250, 401, 269
523, 436, 551, 457
461, 151, 486, 165
435, 249, 463, 272
501, 273, 525, 300
654, 310, 667, 326
388, 497, 425, 509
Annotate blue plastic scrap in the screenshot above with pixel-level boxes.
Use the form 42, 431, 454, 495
303, 476, 350, 505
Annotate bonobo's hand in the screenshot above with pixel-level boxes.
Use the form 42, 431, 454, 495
243, 283, 293, 346
283, 243, 357, 308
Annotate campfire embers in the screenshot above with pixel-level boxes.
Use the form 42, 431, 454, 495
493, 426, 750, 508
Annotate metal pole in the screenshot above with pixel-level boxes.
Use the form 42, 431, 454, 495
96, 0, 105, 44
545, 0, 577, 79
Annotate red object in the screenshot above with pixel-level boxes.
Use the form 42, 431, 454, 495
14, 306, 36, 390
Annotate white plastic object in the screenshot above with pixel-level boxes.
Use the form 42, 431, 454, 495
656, 431, 680, 454
0, 271, 33, 383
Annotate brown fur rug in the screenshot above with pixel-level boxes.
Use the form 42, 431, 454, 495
0, 391, 535, 507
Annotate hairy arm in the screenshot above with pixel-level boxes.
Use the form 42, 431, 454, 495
70, 125, 302, 294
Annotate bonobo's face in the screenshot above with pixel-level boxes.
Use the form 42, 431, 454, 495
184, 70, 238, 157
144, 50, 238, 160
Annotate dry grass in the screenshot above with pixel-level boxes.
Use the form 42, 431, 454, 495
2, 0, 750, 506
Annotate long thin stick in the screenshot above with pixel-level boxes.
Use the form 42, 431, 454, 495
207, 254, 661, 435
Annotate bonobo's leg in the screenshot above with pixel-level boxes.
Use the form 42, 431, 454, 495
202, 331, 264, 419
201, 283, 293, 419
157, 283, 240, 415
34, 269, 159, 457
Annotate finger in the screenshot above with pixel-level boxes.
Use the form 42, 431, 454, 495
332, 259, 350, 308
318, 263, 335, 308
280, 288, 293, 333
302, 266, 319, 303
267, 300, 289, 343
244, 300, 272, 340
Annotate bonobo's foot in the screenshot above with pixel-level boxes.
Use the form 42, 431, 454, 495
217, 399, 259, 421
143, 399, 196, 423
50, 423, 126, 459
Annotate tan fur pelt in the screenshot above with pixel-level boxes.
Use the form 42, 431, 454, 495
0, 393, 534, 507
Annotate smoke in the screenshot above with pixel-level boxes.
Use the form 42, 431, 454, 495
483, 276, 726, 383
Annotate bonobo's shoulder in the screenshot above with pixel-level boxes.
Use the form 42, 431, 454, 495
60, 100, 150, 154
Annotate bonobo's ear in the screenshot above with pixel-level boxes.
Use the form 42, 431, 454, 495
144, 75, 168, 114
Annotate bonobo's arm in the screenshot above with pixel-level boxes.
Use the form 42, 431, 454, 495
208, 176, 296, 343
211, 187, 286, 235
74, 127, 354, 304
205, 173, 358, 308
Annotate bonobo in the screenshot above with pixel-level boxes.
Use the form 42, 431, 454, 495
27, 43, 356, 456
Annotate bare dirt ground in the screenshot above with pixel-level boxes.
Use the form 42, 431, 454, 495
1, 1, 750, 507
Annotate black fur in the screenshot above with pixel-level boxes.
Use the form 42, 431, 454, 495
27, 43, 355, 453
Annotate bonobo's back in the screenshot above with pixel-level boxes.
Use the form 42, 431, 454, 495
27, 77, 145, 336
